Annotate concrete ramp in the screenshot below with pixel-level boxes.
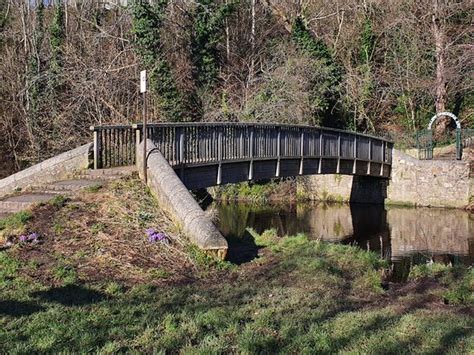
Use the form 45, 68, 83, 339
137, 140, 228, 260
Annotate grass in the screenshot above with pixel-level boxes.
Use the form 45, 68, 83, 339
1, 225, 472, 353
0, 210, 32, 232
409, 263, 474, 305
0, 210, 32, 244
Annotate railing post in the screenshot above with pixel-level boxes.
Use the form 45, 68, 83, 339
133, 124, 141, 169
456, 128, 462, 160
179, 128, 185, 164
367, 138, 372, 175
299, 129, 304, 175
318, 130, 323, 174
240, 129, 244, 158
276, 126, 281, 177
336, 132, 341, 174
217, 127, 223, 185
249, 125, 254, 180
90, 127, 100, 169
380, 140, 385, 176
352, 135, 357, 174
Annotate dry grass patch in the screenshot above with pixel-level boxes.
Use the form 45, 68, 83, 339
7, 175, 200, 286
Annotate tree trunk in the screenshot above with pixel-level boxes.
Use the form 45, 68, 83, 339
432, 0, 450, 136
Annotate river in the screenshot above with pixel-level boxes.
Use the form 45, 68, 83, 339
207, 202, 473, 281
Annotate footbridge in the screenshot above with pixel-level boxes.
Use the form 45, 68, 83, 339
91, 123, 393, 189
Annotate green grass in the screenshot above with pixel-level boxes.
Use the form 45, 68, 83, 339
0, 211, 32, 232
48, 195, 68, 208
213, 180, 295, 204
0, 233, 472, 353
84, 183, 103, 193
409, 263, 473, 305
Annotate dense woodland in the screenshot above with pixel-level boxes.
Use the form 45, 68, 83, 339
0, 0, 472, 177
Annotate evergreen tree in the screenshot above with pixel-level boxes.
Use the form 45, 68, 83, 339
191, 0, 234, 89
132, 0, 188, 121
356, 16, 376, 131
48, 0, 65, 96
291, 16, 344, 128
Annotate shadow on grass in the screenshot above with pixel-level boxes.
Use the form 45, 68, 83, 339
31, 284, 106, 306
0, 300, 45, 317
433, 326, 474, 354
226, 230, 262, 265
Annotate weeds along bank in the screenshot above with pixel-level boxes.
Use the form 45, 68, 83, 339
209, 179, 299, 204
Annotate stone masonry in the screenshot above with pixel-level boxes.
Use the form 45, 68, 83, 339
298, 149, 472, 208
137, 140, 228, 259
0, 143, 92, 199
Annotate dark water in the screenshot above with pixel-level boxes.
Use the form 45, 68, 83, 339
207, 202, 474, 281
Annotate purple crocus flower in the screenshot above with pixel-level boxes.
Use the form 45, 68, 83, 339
28, 233, 39, 242
145, 228, 156, 237
19, 235, 28, 243
147, 231, 169, 244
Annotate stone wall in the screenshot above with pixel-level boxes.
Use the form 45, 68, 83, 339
137, 140, 228, 259
298, 149, 472, 208
0, 143, 92, 199
386, 149, 471, 208
298, 174, 388, 204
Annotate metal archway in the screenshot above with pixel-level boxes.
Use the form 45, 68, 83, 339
427, 112, 461, 130
417, 111, 462, 160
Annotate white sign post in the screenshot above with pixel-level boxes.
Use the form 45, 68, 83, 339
140, 70, 147, 94
140, 70, 148, 183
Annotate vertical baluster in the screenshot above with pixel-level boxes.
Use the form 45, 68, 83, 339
367, 138, 372, 175
299, 129, 304, 175
117, 128, 120, 166
104, 129, 108, 168
115, 128, 118, 167
125, 128, 129, 165
119, 129, 123, 166
116, 128, 119, 167
129, 128, 133, 165
92, 128, 99, 169
336, 133, 341, 173
249, 125, 254, 180
101, 130, 105, 168
109, 128, 113, 168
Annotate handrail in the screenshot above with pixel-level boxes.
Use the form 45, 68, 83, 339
89, 123, 393, 143
127, 122, 394, 144
90, 122, 393, 174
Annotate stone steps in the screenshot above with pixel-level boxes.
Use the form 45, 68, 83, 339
74, 166, 136, 180
29, 179, 106, 193
0, 193, 58, 213
0, 167, 135, 219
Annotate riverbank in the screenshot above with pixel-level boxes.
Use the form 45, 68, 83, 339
1, 176, 473, 352
1, 212, 473, 352
209, 179, 299, 204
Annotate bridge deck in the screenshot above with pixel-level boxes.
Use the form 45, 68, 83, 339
90, 123, 393, 189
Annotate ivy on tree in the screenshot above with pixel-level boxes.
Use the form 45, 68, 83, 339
191, 0, 234, 89
132, 0, 187, 121
291, 16, 343, 128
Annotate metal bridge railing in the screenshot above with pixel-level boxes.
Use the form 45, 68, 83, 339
90, 123, 393, 170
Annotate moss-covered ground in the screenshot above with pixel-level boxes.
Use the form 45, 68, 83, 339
0, 178, 473, 353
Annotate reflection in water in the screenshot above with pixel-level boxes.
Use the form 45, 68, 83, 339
210, 202, 473, 281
